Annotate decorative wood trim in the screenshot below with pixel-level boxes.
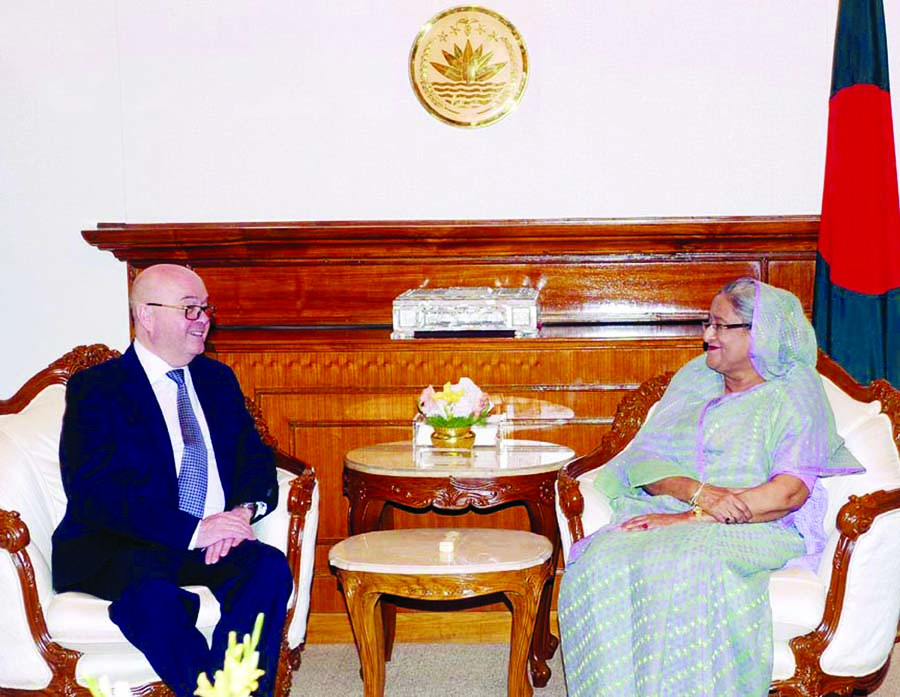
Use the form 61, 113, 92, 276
0, 344, 121, 415
557, 350, 900, 697
274, 467, 317, 697
84, 216, 820, 262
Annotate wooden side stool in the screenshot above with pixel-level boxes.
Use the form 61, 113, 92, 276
329, 528, 554, 697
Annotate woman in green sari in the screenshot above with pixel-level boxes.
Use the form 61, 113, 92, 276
558, 279, 861, 697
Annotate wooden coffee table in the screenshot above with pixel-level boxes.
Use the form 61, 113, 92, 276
330, 528, 554, 697
342, 439, 573, 687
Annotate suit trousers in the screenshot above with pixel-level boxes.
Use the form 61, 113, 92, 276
63, 539, 292, 697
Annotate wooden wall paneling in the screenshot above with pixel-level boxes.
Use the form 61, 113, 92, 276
767, 259, 816, 313
192, 259, 765, 325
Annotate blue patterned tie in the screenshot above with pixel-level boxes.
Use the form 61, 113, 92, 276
167, 369, 208, 518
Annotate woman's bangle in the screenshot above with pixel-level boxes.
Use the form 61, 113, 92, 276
692, 505, 705, 519
689, 481, 706, 507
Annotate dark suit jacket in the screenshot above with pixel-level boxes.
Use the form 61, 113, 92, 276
52, 345, 278, 591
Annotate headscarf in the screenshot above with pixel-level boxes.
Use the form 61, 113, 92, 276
747, 279, 818, 380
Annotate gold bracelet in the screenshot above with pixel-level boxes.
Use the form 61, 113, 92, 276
692, 505, 705, 519
689, 481, 706, 507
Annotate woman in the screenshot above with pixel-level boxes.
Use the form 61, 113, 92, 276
558, 278, 862, 697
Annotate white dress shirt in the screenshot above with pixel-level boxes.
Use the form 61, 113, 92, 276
134, 340, 226, 547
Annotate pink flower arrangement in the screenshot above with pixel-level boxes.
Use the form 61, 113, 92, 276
418, 377, 493, 428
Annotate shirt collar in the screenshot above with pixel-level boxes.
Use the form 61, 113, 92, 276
134, 338, 190, 386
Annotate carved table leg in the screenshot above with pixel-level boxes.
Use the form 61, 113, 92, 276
345, 495, 388, 538
345, 494, 398, 663
504, 586, 539, 697
378, 506, 397, 662
337, 570, 386, 697
523, 497, 561, 688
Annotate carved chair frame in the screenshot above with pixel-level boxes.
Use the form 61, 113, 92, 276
0, 344, 317, 697
556, 351, 900, 697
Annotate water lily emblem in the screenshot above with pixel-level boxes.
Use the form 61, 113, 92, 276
430, 39, 506, 84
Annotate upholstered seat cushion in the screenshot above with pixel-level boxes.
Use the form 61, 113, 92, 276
44, 588, 220, 686
769, 566, 825, 640
46, 588, 220, 648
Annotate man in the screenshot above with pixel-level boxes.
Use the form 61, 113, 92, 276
52, 264, 291, 697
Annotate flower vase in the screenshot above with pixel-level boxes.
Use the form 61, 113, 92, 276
430, 425, 476, 450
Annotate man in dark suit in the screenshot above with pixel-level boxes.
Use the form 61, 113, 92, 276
52, 264, 292, 697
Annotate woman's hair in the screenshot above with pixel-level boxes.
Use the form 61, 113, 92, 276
719, 278, 756, 324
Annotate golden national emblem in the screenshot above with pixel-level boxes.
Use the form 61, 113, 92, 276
409, 6, 528, 128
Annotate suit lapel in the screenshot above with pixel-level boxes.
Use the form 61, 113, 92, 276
120, 346, 178, 496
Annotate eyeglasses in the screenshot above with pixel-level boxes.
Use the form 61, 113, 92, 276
145, 303, 216, 321
701, 320, 751, 333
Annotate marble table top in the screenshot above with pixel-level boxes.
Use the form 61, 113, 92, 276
329, 528, 553, 574
344, 439, 575, 478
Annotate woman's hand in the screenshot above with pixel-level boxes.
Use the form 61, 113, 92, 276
620, 512, 693, 531
696, 484, 753, 524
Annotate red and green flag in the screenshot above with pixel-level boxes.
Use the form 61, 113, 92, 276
813, 0, 900, 387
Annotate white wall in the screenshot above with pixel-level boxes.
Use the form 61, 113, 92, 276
2, 1, 899, 395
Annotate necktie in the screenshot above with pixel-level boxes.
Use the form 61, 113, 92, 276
167, 368, 208, 518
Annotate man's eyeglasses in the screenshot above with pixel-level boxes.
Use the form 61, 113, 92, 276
145, 303, 216, 321
701, 320, 751, 333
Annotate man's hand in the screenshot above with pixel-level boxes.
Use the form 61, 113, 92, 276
203, 538, 239, 565
196, 509, 256, 564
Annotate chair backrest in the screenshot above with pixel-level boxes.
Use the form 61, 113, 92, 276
818, 376, 900, 534
812, 359, 900, 675
0, 345, 121, 606
0, 384, 69, 597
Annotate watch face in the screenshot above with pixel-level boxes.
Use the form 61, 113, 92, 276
409, 6, 528, 128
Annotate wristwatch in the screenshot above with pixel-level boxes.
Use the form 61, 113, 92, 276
236, 502, 258, 519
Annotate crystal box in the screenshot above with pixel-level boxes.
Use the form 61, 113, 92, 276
391, 287, 540, 339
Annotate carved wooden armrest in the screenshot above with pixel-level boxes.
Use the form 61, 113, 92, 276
781, 488, 900, 691
0, 508, 82, 682
272, 458, 317, 680
557, 452, 604, 547
558, 371, 673, 548
281, 462, 316, 579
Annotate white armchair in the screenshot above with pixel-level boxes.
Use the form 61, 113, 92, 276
0, 344, 319, 697
556, 352, 900, 697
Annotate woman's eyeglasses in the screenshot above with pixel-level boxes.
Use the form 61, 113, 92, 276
701, 320, 751, 333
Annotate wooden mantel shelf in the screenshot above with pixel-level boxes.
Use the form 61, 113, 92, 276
84, 216, 818, 265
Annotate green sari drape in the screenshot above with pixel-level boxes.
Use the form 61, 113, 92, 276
559, 281, 861, 697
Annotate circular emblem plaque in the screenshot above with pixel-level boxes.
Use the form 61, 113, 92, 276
409, 6, 528, 128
